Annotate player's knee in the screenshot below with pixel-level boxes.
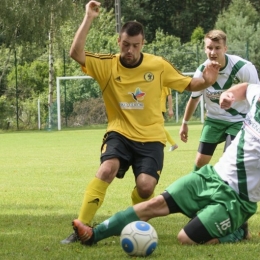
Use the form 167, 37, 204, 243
195, 154, 211, 168
97, 159, 120, 180
137, 185, 155, 198
136, 175, 157, 198
177, 229, 196, 245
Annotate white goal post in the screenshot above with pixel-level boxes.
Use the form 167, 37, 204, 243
56, 73, 204, 130
56, 75, 93, 130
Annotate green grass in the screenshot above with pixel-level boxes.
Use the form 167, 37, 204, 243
1, 125, 260, 260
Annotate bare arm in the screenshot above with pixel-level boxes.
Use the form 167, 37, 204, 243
167, 94, 174, 118
179, 96, 201, 143
183, 96, 201, 122
185, 61, 221, 91
219, 83, 248, 109
69, 1, 101, 66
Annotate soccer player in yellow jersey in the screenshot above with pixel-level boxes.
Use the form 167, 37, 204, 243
161, 87, 178, 152
61, 0, 220, 244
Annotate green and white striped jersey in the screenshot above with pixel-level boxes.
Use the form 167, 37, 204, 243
214, 84, 260, 202
192, 54, 260, 122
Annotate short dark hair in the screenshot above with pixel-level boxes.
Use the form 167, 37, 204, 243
120, 21, 145, 39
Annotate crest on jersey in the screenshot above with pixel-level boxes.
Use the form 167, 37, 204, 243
144, 72, 154, 82
231, 75, 240, 85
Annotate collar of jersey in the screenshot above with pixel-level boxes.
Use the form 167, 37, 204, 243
120, 53, 143, 68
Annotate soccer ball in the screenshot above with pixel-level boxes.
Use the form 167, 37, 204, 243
120, 221, 158, 257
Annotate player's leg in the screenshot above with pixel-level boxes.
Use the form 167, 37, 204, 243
168, 212, 249, 245
194, 118, 227, 170
60, 160, 117, 245
194, 142, 217, 170
178, 216, 218, 245
72, 166, 217, 245
77, 159, 119, 224
177, 174, 257, 245
72, 169, 209, 246
131, 176, 156, 205
164, 128, 178, 151
73, 193, 177, 245
223, 134, 236, 152
223, 121, 242, 152
61, 132, 132, 244
131, 141, 164, 205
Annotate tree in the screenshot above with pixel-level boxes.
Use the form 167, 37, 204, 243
140, 0, 232, 43
215, 0, 260, 71
191, 27, 205, 44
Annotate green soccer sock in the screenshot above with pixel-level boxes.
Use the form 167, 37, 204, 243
93, 207, 140, 243
218, 227, 244, 243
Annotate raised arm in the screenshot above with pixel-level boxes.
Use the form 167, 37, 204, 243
219, 83, 248, 109
69, 1, 101, 66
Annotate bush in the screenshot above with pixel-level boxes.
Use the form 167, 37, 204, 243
66, 97, 107, 127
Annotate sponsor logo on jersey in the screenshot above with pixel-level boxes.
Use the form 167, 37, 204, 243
120, 88, 146, 110
144, 72, 154, 82
244, 116, 260, 136
206, 89, 225, 100
120, 102, 144, 109
128, 87, 146, 102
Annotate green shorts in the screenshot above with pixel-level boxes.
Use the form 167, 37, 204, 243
165, 165, 257, 238
200, 117, 243, 144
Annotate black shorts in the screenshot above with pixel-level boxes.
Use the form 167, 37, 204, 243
100, 131, 164, 180
162, 191, 212, 244
198, 134, 236, 156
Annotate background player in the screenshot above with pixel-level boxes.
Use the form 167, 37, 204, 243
179, 29, 259, 170
161, 87, 178, 152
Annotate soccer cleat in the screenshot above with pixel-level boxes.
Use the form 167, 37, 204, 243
241, 221, 251, 240
169, 144, 178, 152
72, 219, 94, 246
60, 231, 79, 244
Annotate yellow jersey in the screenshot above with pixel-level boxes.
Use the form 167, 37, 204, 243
81, 52, 191, 144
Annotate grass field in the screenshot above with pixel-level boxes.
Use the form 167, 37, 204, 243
1, 124, 260, 260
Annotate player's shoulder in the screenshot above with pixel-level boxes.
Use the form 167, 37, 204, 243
226, 53, 252, 64
143, 53, 176, 69
143, 52, 164, 62
195, 59, 209, 72
85, 51, 117, 60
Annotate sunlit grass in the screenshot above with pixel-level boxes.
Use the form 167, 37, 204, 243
1, 125, 259, 260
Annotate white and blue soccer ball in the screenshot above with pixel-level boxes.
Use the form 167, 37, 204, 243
120, 221, 158, 257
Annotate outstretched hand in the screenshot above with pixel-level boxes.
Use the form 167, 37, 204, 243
202, 61, 221, 86
219, 91, 235, 109
85, 0, 101, 18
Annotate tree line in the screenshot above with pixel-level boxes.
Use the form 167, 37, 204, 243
0, 0, 259, 130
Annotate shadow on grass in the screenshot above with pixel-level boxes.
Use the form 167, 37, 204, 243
0, 213, 135, 260
1, 213, 259, 260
